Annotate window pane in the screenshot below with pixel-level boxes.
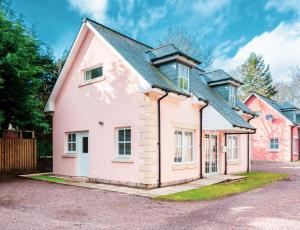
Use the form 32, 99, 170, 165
119, 143, 124, 155
118, 130, 124, 141
68, 143, 72, 152
68, 134, 71, 142
71, 143, 76, 151
82, 137, 88, 153
72, 134, 76, 142
125, 143, 131, 155
125, 129, 131, 141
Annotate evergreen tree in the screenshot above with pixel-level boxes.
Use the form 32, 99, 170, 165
237, 53, 277, 100
0, 1, 57, 133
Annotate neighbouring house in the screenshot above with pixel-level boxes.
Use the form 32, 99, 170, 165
45, 18, 256, 188
245, 93, 300, 162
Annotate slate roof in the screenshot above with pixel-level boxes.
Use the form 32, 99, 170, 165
147, 44, 201, 64
204, 70, 242, 85
87, 18, 254, 130
253, 93, 300, 125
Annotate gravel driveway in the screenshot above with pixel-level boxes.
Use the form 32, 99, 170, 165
0, 162, 299, 230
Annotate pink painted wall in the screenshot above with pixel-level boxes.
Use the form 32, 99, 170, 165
53, 29, 143, 184
245, 95, 299, 162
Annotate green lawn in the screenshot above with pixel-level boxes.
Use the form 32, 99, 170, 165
155, 172, 289, 202
29, 174, 68, 183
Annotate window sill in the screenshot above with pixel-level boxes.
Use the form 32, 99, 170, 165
112, 158, 134, 163
62, 154, 78, 158
268, 149, 280, 153
172, 163, 197, 170
228, 160, 241, 165
79, 76, 105, 87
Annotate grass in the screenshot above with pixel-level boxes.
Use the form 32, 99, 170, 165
29, 174, 68, 183
155, 171, 289, 202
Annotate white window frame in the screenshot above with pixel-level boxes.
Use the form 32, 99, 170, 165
227, 135, 239, 161
116, 128, 131, 158
270, 138, 280, 150
178, 63, 189, 92
228, 85, 237, 107
84, 65, 103, 81
66, 133, 77, 154
174, 129, 195, 164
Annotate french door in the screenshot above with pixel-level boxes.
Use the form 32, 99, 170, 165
205, 134, 218, 174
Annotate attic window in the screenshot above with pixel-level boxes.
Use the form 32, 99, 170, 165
228, 85, 237, 107
178, 63, 189, 91
84, 66, 103, 81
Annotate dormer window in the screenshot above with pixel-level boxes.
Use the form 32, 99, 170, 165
178, 63, 189, 91
228, 85, 237, 107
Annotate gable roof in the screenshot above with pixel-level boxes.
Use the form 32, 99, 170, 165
46, 18, 254, 131
246, 93, 300, 125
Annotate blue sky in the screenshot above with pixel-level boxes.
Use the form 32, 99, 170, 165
10, 0, 300, 82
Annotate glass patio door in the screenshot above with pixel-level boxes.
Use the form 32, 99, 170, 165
205, 134, 218, 174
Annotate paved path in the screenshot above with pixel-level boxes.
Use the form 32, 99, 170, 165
1, 162, 299, 230
22, 174, 244, 197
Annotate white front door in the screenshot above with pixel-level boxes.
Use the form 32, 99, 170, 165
77, 132, 89, 177
205, 134, 218, 174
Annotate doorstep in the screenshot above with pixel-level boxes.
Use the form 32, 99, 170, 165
20, 173, 245, 198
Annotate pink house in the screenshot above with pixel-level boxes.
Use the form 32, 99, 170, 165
245, 93, 300, 162
45, 18, 256, 188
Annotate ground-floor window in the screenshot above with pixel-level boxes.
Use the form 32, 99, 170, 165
117, 128, 131, 158
270, 138, 279, 150
294, 138, 298, 153
174, 129, 194, 163
227, 135, 239, 161
67, 133, 77, 153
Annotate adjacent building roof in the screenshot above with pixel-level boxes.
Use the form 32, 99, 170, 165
249, 93, 300, 125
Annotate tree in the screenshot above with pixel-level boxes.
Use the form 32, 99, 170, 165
157, 27, 213, 68
0, 1, 57, 133
233, 53, 277, 100
273, 67, 300, 107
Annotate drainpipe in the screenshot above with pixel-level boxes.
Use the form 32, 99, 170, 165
199, 102, 208, 179
224, 133, 228, 175
157, 91, 169, 188
247, 116, 256, 173
298, 128, 300, 160
291, 126, 295, 162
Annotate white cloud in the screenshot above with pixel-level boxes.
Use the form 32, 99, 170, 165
138, 6, 167, 30
68, 0, 108, 22
265, 0, 300, 15
213, 21, 300, 82
193, 0, 231, 17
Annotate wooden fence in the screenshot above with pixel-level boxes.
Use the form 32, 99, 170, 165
0, 130, 37, 174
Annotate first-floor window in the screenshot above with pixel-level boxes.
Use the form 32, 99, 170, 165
174, 129, 194, 163
270, 138, 279, 150
227, 135, 239, 161
117, 128, 131, 157
67, 133, 76, 153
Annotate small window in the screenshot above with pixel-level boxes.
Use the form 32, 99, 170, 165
67, 133, 76, 153
174, 129, 194, 163
117, 128, 131, 157
84, 66, 103, 81
228, 86, 237, 107
270, 138, 279, 150
82, 136, 88, 153
178, 64, 189, 91
294, 138, 298, 153
227, 135, 239, 161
